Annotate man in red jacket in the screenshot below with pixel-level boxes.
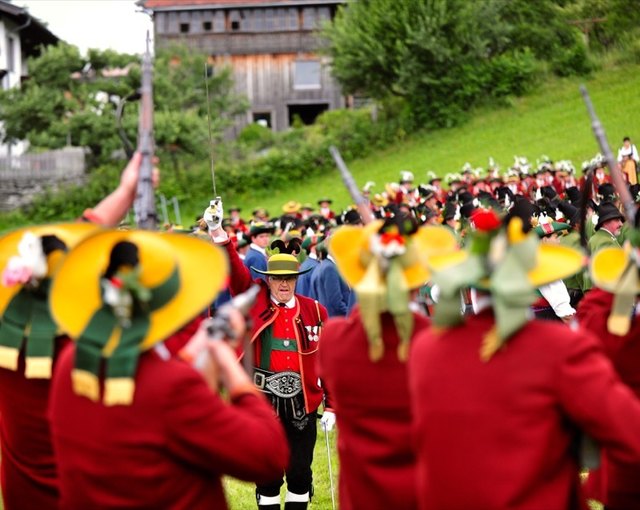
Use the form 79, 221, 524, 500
576, 242, 640, 510
48, 229, 289, 510
0, 152, 157, 510
318, 215, 458, 510
206, 199, 330, 510
409, 212, 640, 510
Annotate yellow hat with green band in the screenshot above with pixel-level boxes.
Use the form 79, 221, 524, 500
330, 217, 459, 362
0, 222, 100, 378
50, 230, 228, 406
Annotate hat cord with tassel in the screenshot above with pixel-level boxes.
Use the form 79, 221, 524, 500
72, 242, 180, 406
0, 233, 68, 379
355, 223, 416, 362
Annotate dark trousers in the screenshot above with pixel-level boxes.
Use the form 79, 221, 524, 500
257, 412, 317, 497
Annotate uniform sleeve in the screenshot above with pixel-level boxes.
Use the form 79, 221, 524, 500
222, 241, 254, 296
538, 280, 575, 318
164, 366, 289, 483
557, 330, 640, 466
321, 265, 348, 316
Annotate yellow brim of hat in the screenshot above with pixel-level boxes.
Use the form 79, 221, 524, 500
428, 242, 584, 288
590, 246, 639, 292
50, 230, 228, 351
330, 220, 458, 289
0, 223, 100, 315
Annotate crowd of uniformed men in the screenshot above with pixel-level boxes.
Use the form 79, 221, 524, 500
0, 140, 640, 510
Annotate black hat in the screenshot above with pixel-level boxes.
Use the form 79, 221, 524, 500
597, 183, 616, 202
248, 222, 275, 238
504, 197, 536, 233
443, 202, 457, 221
318, 198, 333, 205
540, 186, 559, 203
341, 208, 363, 225
459, 202, 477, 219
596, 202, 624, 231
556, 201, 580, 226
418, 185, 436, 200
565, 186, 581, 205
229, 206, 241, 213
457, 191, 474, 204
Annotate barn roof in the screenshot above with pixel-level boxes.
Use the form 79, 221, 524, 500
140, 0, 342, 11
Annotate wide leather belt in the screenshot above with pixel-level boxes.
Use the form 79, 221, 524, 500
254, 369, 302, 398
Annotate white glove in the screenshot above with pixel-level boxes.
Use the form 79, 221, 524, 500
320, 411, 336, 432
204, 198, 223, 231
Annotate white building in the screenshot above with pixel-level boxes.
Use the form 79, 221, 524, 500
0, 0, 58, 157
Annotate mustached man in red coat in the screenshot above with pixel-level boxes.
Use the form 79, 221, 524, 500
410, 211, 640, 510
47, 229, 289, 510
0, 153, 158, 510
206, 199, 330, 510
577, 241, 640, 510
318, 214, 458, 510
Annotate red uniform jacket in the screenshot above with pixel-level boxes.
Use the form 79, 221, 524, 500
222, 240, 330, 414
49, 343, 289, 510
578, 289, 640, 510
318, 307, 429, 510
409, 310, 640, 510
0, 337, 70, 510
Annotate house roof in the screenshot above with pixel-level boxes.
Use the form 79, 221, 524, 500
0, 0, 59, 56
140, 0, 342, 11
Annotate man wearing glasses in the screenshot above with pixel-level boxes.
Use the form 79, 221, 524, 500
205, 200, 332, 510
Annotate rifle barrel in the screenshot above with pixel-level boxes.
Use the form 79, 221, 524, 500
134, 33, 157, 230
580, 85, 636, 224
329, 146, 373, 225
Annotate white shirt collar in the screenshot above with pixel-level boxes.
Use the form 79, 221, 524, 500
327, 254, 336, 264
308, 252, 318, 260
250, 243, 266, 255
271, 296, 296, 308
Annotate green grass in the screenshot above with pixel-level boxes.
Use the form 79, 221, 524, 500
224, 425, 339, 509
214, 63, 640, 223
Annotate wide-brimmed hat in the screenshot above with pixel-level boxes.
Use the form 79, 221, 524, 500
252, 207, 269, 218
317, 198, 333, 205
429, 222, 582, 289
248, 222, 275, 238
428, 212, 583, 360
251, 253, 312, 277
330, 217, 458, 361
50, 230, 228, 406
282, 201, 301, 214
0, 223, 100, 378
590, 245, 639, 336
595, 202, 625, 231
533, 219, 570, 238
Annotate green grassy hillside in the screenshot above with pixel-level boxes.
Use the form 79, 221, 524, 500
221, 63, 640, 221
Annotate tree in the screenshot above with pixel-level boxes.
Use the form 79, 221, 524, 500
322, 0, 587, 127
0, 42, 247, 166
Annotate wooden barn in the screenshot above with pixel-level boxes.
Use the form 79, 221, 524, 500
141, 0, 345, 135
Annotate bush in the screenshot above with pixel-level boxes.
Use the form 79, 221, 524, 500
237, 122, 275, 149
551, 44, 594, 77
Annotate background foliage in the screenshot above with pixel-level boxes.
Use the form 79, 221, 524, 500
1, 0, 640, 232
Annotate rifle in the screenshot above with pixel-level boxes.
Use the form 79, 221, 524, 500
133, 32, 157, 230
580, 85, 636, 225
329, 146, 373, 225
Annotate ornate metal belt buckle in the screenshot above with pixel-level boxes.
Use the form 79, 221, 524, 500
265, 371, 302, 398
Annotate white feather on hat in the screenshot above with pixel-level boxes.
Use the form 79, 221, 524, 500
400, 170, 414, 183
